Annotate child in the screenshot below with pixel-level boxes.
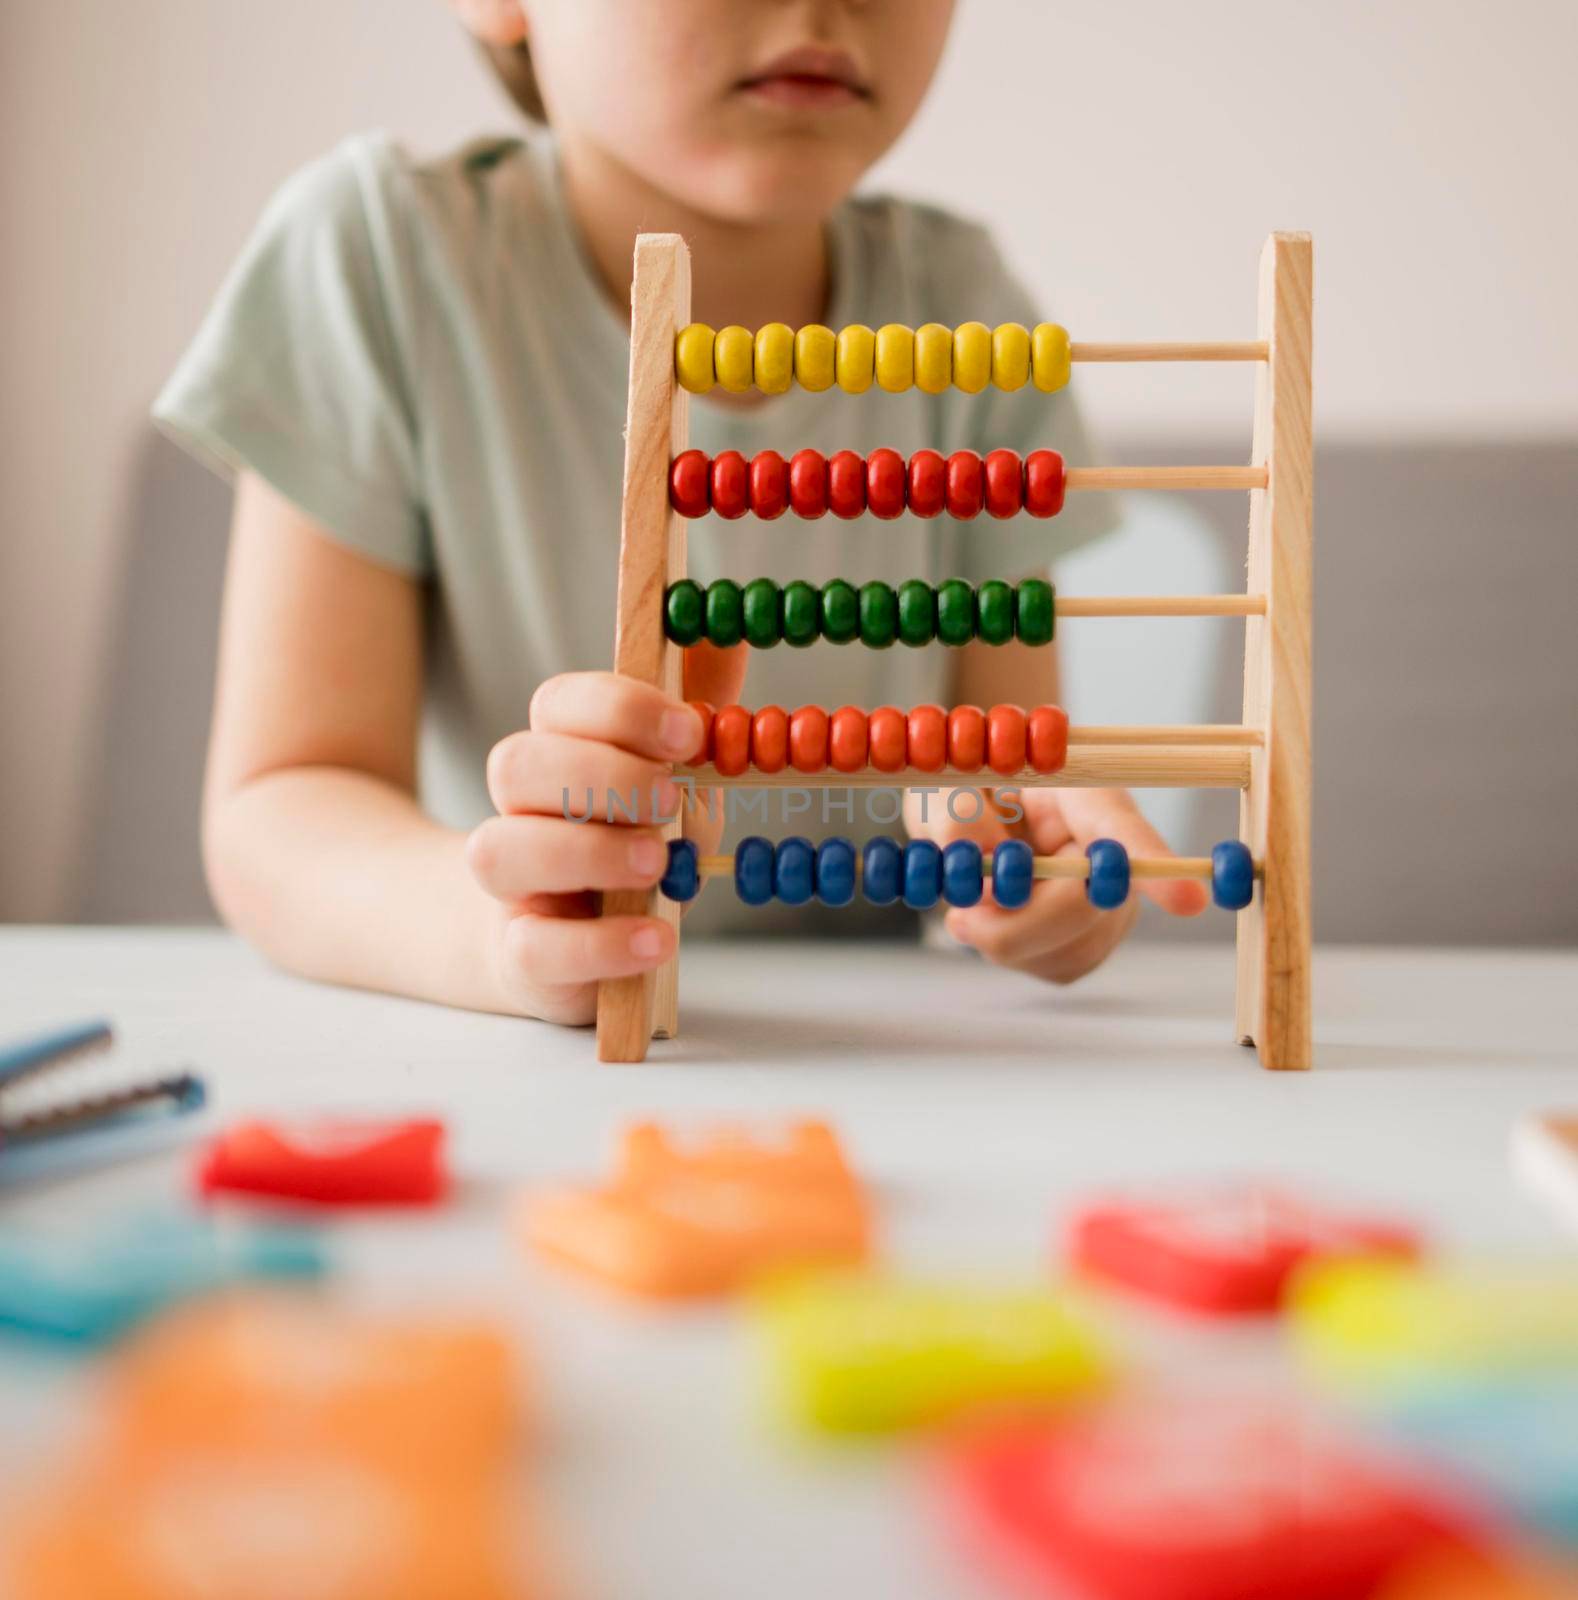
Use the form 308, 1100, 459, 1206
154, 0, 1205, 1029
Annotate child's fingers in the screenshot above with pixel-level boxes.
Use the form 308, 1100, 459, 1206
681, 639, 748, 714
501, 906, 676, 991
528, 672, 707, 763
1056, 787, 1210, 917
446, 0, 527, 46
467, 817, 668, 902
486, 731, 678, 821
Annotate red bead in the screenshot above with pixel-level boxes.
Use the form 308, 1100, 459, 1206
866, 448, 906, 519
986, 704, 1028, 775
712, 705, 751, 775
710, 451, 749, 520
685, 700, 715, 765
1024, 450, 1066, 517
828, 450, 867, 518
907, 450, 946, 518
906, 704, 948, 772
829, 706, 869, 772
789, 449, 829, 519
947, 705, 987, 771
984, 450, 1024, 518
788, 706, 829, 773
670, 449, 710, 518
749, 451, 788, 519
868, 707, 907, 772
750, 705, 789, 773
1026, 705, 1069, 773
945, 451, 984, 519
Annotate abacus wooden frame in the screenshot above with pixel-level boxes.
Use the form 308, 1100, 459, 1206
595, 232, 1313, 1071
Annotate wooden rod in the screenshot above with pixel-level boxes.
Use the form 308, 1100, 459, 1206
675, 746, 1252, 791
695, 854, 1262, 881
1067, 465, 1267, 492
1057, 595, 1264, 618
1069, 341, 1269, 364
1072, 724, 1262, 746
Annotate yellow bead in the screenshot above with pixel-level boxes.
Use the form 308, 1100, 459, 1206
992, 323, 1031, 391
754, 323, 794, 395
1032, 323, 1072, 392
714, 326, 755, 393
835, 324, 875, 393
874, 324, 915, 393
794, 325, 836, 391
952, 321, 991, 394
914, 323, 952, 394
675, 323, 716, 394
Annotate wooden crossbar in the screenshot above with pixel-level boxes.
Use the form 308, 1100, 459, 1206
1070, 341, 1268, 363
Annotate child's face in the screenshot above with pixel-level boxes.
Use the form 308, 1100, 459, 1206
521, 0, 956, 223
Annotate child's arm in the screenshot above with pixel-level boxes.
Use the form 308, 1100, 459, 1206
204, 472, 734, 1022
905, 616, 1206, 983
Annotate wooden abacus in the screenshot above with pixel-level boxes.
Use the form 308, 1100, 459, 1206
597, 233, 1312, 1071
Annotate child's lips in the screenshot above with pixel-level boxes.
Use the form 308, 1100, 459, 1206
738, 73, 867, 110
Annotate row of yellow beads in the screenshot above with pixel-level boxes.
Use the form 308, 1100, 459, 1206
674, 322, 1072, 397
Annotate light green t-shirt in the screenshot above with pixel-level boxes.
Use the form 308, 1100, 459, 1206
155, 130, 1118, 935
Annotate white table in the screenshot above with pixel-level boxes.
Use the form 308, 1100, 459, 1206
1, 930, 1574, 1598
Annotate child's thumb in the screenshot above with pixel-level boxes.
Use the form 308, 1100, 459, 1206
681, 640, 748, 712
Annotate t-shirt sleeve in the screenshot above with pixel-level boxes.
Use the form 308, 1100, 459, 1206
931, 224, 1123, 585
151, 135, 431, 576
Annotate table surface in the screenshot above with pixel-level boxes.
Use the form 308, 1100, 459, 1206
2, 928, 1575, 1598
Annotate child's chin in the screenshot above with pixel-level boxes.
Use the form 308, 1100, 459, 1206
697, 152, 869, 226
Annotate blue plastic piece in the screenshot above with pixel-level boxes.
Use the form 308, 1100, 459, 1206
816, 838, 856, 907
775, 836, 816, 906
992, 838, 1034, 909
0, 1213, 326, 1348
735, 836, 774, 906
902, 840, 943, 910
659, 838, 699, 903
862, 837, 902, 905
1211, 839, 1255, 911
1085, 838, 1130, 909
0, 1019, 113, 1086
942, 839, 984, 908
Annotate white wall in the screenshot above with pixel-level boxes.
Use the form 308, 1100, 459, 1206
4, 0, 1575, 920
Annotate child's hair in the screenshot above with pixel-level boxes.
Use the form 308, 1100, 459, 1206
486, 41, 545, 122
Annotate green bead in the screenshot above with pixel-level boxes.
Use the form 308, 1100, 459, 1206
742, 577, 782, 648
665, 579, 704, 646
782, 580, 821, 648
935, 579, 976, 647
1016, 577, 1055, 646
858, 581, 898, 649
977, 579, 1015, 646
821, 579, 859, 644
897, 579, 936, 647
705, 578, 743, 647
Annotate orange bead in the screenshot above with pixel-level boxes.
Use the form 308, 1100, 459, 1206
1027, 705, 1070, 773
751, 705, 789, 773
712, 705, 751, 777
906, 704, 948, 772
829, 706, 869, 773
868, 707, 907, 772
789, 706, 830, 773
947, 705, 987, 772
686, 700, 715, 764
986, 704, 1028, 775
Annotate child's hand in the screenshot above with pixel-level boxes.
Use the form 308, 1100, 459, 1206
467, 642, 744, 1025
906, 785, 1208, 984
443, 0, 526, 46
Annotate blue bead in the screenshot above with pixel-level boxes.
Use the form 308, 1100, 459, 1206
658, 838, 699, 903
735, 836, 774, 906
942, 839, 983, 907
862, 837, 902, 905
1211, 839, 1255, 911
1085, 838, 1130, 909
992, 838, 1034, 909
775, 836, 815, 906
816, 838, 856, 907
902, 840, 943, 909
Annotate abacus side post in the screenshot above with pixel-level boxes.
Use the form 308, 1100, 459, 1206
596, 233, 691, 1063
1235, 233, 1314, 1070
